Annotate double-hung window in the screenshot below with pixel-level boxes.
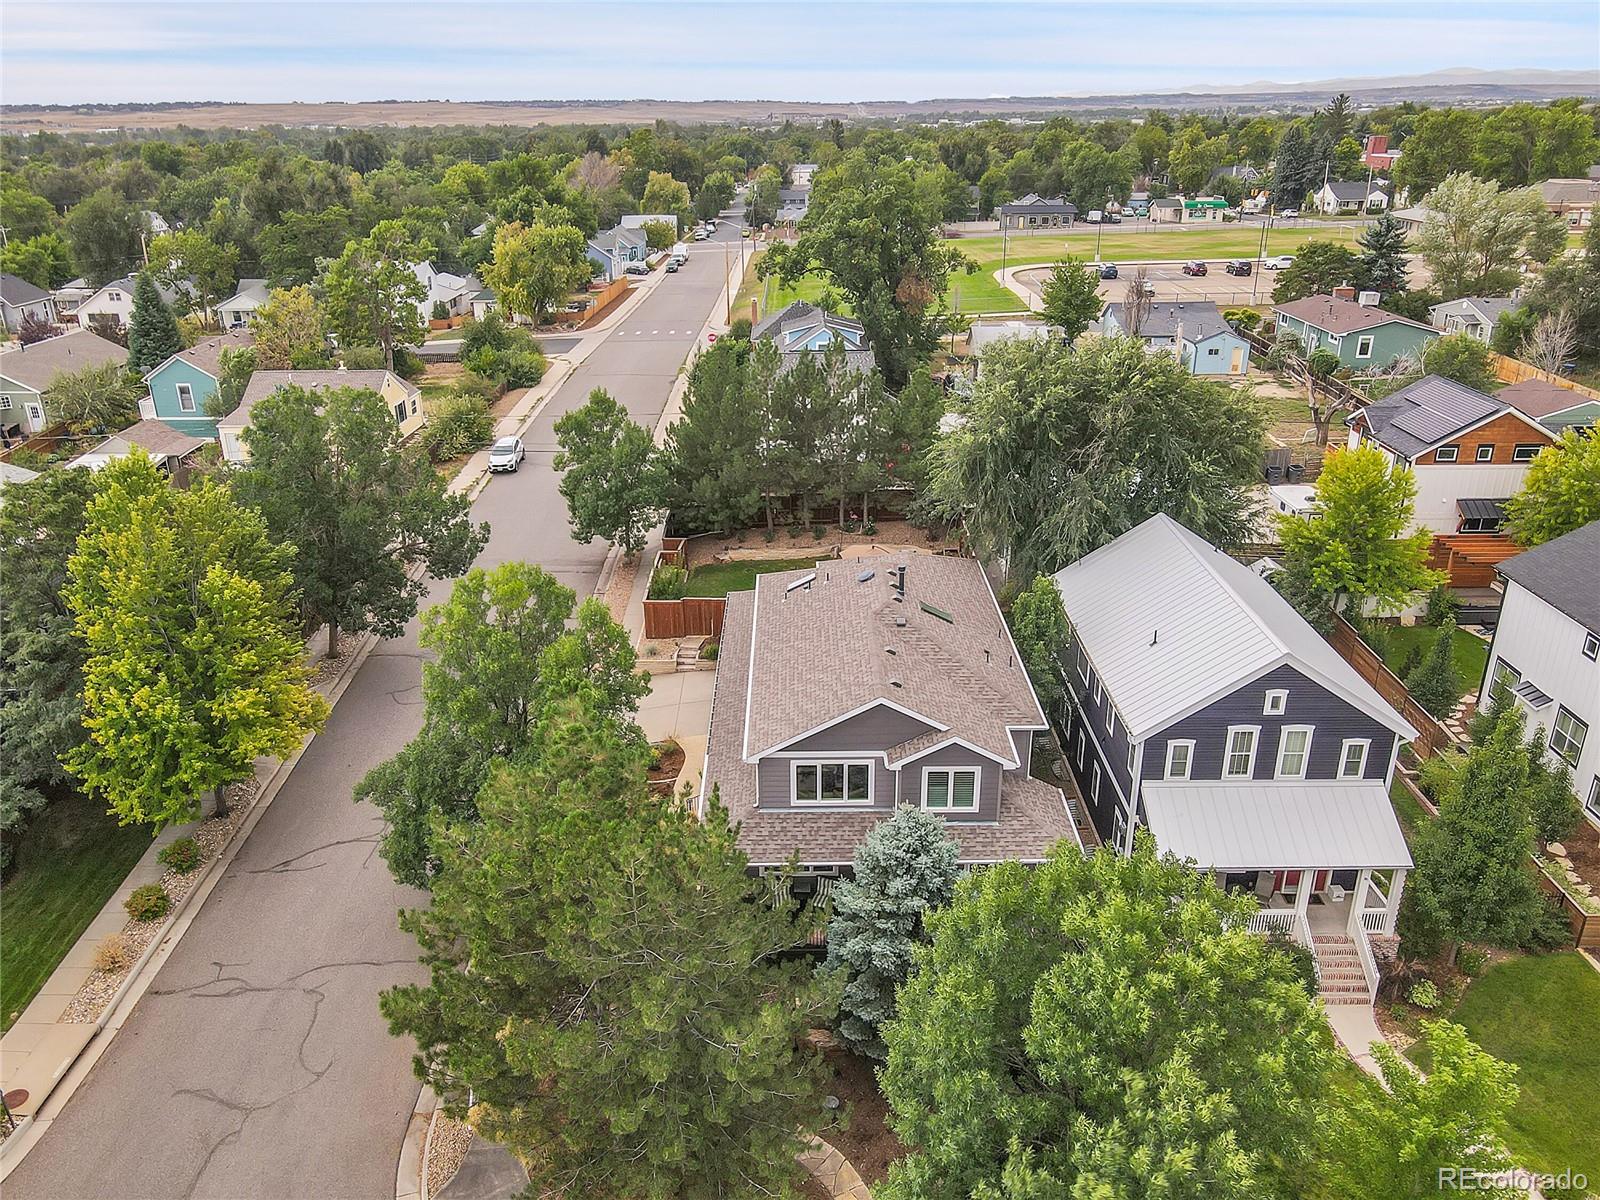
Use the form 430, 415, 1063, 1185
1223, 726, 1259, 779
1355, 334, 1374, 359
176, 383, 196, 413
1550, 708, 1588, 767
923, 768, 978, 814
1165, 740, 1194, 780
1338, 738, 1370, 780
1276, 727, 1313, 779
793, 761, 872, 806
1489, 659, 1521, 697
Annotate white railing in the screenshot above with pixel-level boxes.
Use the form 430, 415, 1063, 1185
1361, 910, 1390, 935
1352, 923, 1379, 1003
1247, 908, 1299, 935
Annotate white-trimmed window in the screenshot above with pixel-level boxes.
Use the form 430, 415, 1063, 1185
923, 767, 979, 813
1584, 632, 1599, 662
1512, 444, 1542, 462
1276, 726, 1314, 779
1355, 334, 1374, 359
1224, 726, 1259, 779
1587, 776, 1599, 822
1338, 738, 1370, 780
793, 761, 873, 806
0, 395, 12, 410
1105, 705, 1116, 736
176, 383, 196, 412
1263, 689, 1288, 716
1490, 659, 1521, 696
1434, 444, 1459, 462
1127, 741, 1137, 775
1165, 740, 1194, 780
1551, 708, 1588, 767
1090, 762, 1101, 804
1076, 729, 1085, 769
1475, 444, 1494, 462
393, 400, 408, 424
1091, 671, 1103, 705
1077, 650, 1089, 684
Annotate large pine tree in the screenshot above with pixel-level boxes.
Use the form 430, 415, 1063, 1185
1357, 211, 1411, 296
381, 703, 839, 1199
126, 271, 183, 374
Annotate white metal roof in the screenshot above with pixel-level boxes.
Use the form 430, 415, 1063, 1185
1142, 780, 1413, 870
1050, 513, 1416, 742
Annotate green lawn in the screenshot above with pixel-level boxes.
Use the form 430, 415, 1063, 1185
1424, 952, 1600, 1186
1374, 624, 1491, 700
2, 793, 154, 1031
1389, 774, 1432, 847
684, 556, 819, 597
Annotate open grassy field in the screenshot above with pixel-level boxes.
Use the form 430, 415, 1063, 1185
2, 793, 153, 1031
736, 224, 1370, 320
684, 556, 819, 597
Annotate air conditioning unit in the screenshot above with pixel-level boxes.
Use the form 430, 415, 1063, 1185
1357, 290, 1381, 307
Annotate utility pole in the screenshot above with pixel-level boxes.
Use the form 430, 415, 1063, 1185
723, 236, 731, 324
1251, 208, 1272, 306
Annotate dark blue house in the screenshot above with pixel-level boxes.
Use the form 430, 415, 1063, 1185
1050, 514, 1417, 1005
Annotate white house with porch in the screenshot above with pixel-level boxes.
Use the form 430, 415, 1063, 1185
1051, 513, 1416, 1006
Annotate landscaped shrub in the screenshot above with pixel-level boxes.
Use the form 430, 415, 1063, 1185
452, 371, 500, 404
158, 836, 202, 873
1405, 626, 1461, 718
1223, 307, 1261, 330
1416, 751, 1465, 802
811, 524, 825, 541
1409, 979, 1441, 1010
762, 527, 776, 543
1457, 946, 1488, 977
392, 346, 425, 380
431, 300, 450, 321
92, 933, 137, 973
1526, 739, 1581, 845
460, 312, 548, 393
698, 640, 719, 661
1424, 585, 1460, 627
648, 563, 689, 600
728, 316, 752, 341
1266, 928, 1320, 998
421, 393, 494, 463
1520, 896, 1577, 951
341, 344, 386, 370
125, 882, 172, 923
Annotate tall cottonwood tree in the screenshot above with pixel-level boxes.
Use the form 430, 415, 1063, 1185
927, 335, 1264, 582
232, 385, 487, 657
66, 452, 329, 827
321, 220, 430, 370
381, 706, 839, 1199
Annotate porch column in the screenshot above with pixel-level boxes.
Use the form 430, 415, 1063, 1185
1384, 868, 1407, 935
1293, 869, 1313, 944
1349, 868, 1373, 936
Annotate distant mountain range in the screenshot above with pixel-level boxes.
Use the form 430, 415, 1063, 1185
4, 68, 1596, 133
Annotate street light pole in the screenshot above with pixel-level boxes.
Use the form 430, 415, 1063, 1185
1251, 208, 1272, 305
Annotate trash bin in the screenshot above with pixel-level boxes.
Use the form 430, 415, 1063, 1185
1286, 463, 1305, 483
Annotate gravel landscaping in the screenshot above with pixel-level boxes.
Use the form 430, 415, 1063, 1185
425, 1114, 474, 1198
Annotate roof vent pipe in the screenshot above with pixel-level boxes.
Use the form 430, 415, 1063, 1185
1151, 628, 1159, 646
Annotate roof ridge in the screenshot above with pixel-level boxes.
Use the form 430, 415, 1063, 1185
1158, 515, 1288, 657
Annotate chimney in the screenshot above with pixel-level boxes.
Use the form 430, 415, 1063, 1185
1332, 285, 1358, 302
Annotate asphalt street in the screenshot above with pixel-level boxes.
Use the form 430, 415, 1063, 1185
5, 213, 747, 1200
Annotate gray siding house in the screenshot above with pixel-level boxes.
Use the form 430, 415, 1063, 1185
700, 554, 1081, 886
1050, 514, 1416, 1005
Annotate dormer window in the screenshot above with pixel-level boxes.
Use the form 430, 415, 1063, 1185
793, 761, 872, 805
923, 768, 978, 813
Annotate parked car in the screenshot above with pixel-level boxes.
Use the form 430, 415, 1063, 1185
1264, 255, 1295, 270
665, 260, 679, 273
488, 436, 525, 473
1085, 210, 1104, 224
1182, 260, 1208, 276
741, 227, 752, 238
693, 229, 709, 241
1279, 209, 1300, 219
1106, 212, 1122, 224
624, 261, 650, 275
1138, 279, 1158, 297
1099, 263, 1119, 279
1224, 259, 1253, 276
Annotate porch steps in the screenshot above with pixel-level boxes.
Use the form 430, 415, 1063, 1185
675, 639, 705, 671
1312, 935, 1371, 1006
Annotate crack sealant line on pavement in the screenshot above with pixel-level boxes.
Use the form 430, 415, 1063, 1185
0, 624, 382, 1181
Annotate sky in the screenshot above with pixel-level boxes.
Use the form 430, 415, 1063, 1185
1, 1, 1597, 107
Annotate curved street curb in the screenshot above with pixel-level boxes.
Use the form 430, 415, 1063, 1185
395, 1085, 438, 1200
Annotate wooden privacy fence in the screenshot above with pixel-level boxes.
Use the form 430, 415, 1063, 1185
642, 539, 726, 640
1536, 871, 1600, 950
1489, 351, 1600, 398
1326, 616, 1454, 759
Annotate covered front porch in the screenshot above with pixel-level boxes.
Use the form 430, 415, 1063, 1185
1140, 779, 1414, 1005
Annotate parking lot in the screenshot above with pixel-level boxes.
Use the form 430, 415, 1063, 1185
1013, 257, 1289, 307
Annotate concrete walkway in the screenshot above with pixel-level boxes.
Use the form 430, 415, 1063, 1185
436, 1139, 525, 1200
1324, 1004, 1387, 1079
799, 1135, 873, 1200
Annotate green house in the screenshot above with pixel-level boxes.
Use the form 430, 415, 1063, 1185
1273, 293, 1437, 369
140, 329, 253, 439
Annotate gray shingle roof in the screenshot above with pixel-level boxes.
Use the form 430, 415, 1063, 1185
739, 554, 1045, 765
1104, 300, 1230, 341
1429, 296, 1517, 329
1497, 378, 1594, 420
1324, 180, 1379, 202
589, 225, 647, 255
0, 329, 128, 391
1354, 374, 1503, 458
998, 194, 1077, 215
1142, 780, 1412, 870
221, 368, 414, 431
1050, 513, 1415, 742
144, 328, 254, 382
0, 273, 53, 306
1497, 519, 1600, 633
219, 278, 270, 309
1274, 294, 1432, 335
703, 589, 1074, 867
87, 418, 211, 460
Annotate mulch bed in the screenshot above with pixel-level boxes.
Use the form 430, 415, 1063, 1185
819, 1047, 906, 1187
647, 741, 685, 795
1548, 825, 1600, 894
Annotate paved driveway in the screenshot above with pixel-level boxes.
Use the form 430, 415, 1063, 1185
5, 209, 745, 1200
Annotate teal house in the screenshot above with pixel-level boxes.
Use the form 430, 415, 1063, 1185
1272, 291, 1436, 369
140, 329, 253, 439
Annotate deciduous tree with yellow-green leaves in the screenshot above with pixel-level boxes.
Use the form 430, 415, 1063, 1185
65, 453, 329, 827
